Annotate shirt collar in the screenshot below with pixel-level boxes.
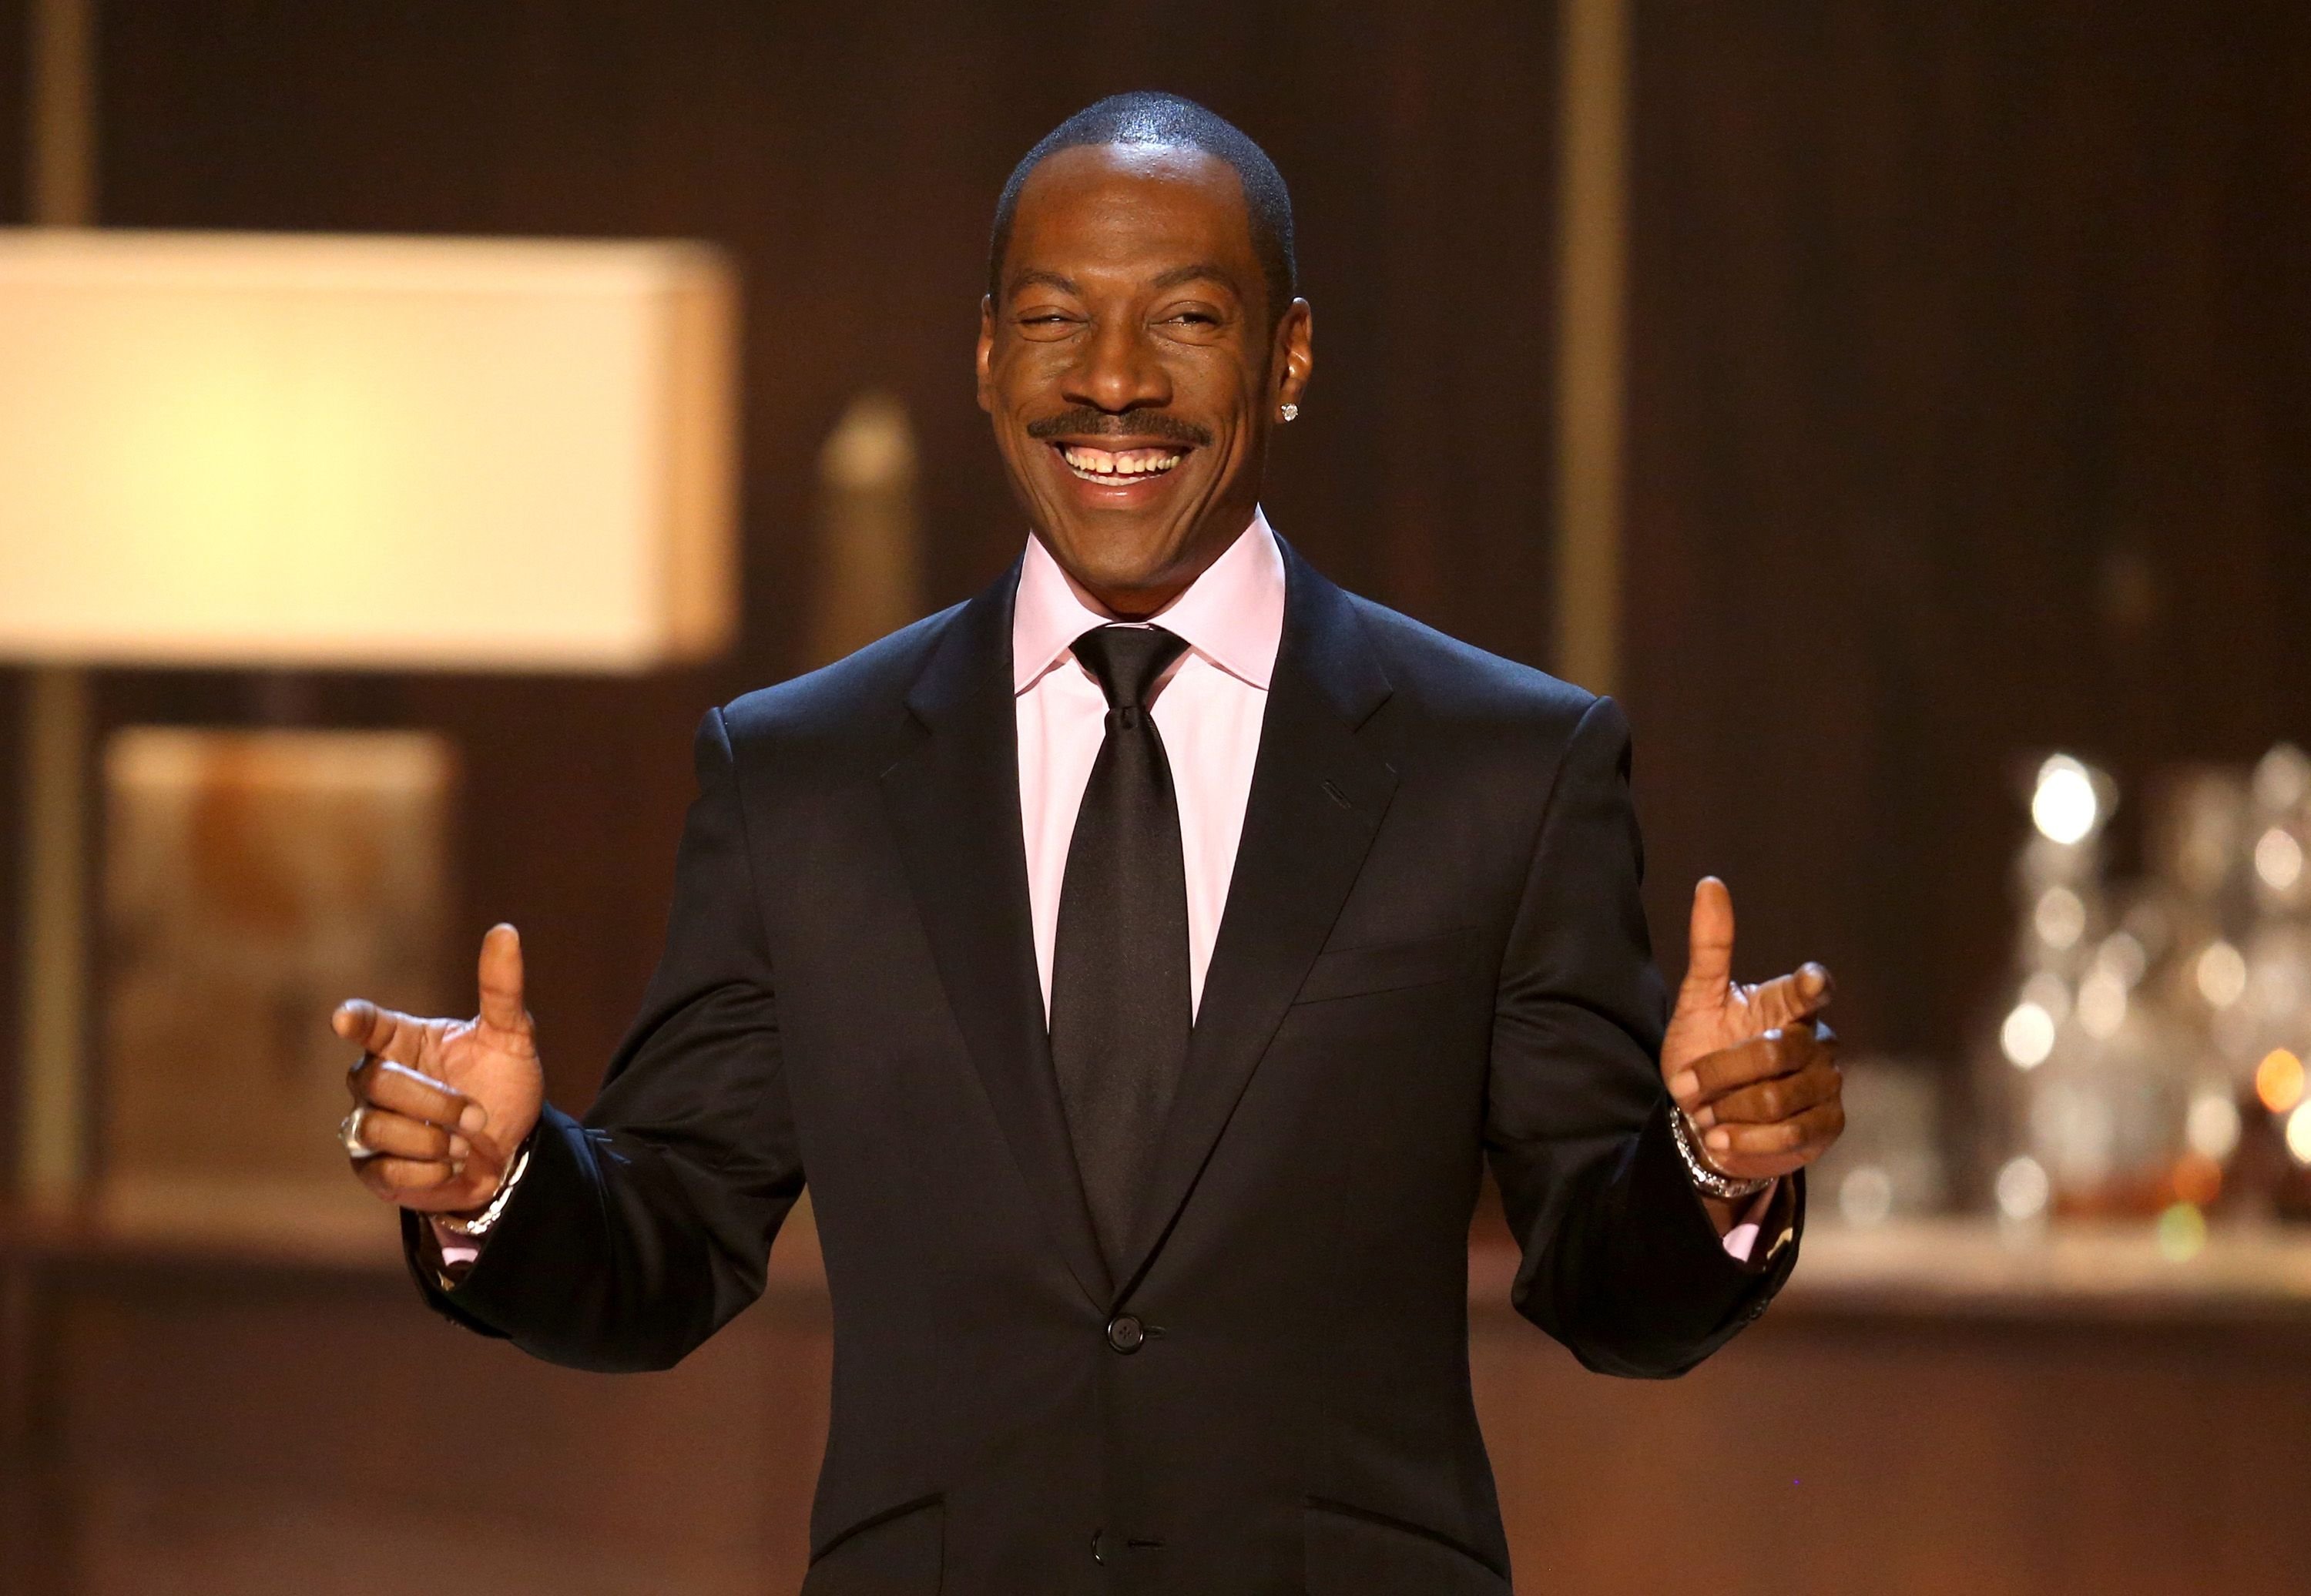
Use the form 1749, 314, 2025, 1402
1011, 507, 1286, 696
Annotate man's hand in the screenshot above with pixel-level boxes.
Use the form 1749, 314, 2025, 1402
1662, 877, 1844, 1198
334, 924, 546, 1215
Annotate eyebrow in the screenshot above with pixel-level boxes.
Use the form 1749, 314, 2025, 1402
1007, 268, 1081, 298
1005, 262, 1243, 300
1150, 261, 1239, 293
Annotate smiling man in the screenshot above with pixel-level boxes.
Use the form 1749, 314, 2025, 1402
334, 93, 1843, 1594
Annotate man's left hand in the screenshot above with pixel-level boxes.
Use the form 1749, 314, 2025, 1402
1662, 877, 1846, 1190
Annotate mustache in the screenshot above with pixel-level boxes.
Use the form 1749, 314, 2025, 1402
1024, 408, 1213, 448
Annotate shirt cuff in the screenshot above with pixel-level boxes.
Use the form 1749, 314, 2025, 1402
431, 1222, 481, 1273
424, 1142, 535, 1286
1717, 1179, 1779, 1262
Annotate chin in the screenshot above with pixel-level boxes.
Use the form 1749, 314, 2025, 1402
1047, 524, 1183, 593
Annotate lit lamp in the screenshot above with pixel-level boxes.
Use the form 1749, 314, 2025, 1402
0, 229, 739, 1221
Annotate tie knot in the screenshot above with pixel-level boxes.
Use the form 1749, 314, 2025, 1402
1070, 624, 1189, 712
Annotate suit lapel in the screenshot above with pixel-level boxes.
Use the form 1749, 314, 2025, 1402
1116, 542, 1397, 1298
880, 562, 1112, 1308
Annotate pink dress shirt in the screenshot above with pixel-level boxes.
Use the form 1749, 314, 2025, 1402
1008, 508, 1768, 1262
1013, 508, 1286, 1021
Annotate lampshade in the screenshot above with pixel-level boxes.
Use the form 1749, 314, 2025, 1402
0, 228, 739, 672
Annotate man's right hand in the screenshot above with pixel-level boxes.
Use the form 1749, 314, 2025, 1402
334, 923, 546, 1215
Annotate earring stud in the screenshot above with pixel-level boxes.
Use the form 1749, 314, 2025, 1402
1279, 404, 1300, 422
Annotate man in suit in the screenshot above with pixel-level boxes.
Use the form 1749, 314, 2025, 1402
334, 93, 1843, 1593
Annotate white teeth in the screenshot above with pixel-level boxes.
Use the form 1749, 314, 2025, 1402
1058, 444, 1184, 481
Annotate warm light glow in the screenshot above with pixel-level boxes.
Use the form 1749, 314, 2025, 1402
2256, 826, 2305, 891
2171, 1152, 2223, 1208
2032, 756, 2100, 845
2095, 931, 2147, 987
2001, 1001, 2058, 1069
2257, 1049, 2306, 1115
2076, 967, 2128, 1039
2195, 941, 2248, 1008
2185, 1091, 2242, 1162
1995, 1155, 2050, 1221
2021, 971, 2071, 1026
1838, 1165, 1893, 1227
2254, 744, 2311, 813
2289, 1101, 2311, 1166
2033, 887, 2086, 951
2156, 1202, 2206, 1262
0, 230, 738, 671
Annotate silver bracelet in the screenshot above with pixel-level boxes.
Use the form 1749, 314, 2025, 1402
1668, 1106, 1772, 1200
435, 1139, 532, 1239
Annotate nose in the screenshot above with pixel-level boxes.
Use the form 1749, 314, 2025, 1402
1062, 314, 1172, 417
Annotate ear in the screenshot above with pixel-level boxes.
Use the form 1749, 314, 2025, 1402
975, 296, 997, 415
1273, 297, 1313, 416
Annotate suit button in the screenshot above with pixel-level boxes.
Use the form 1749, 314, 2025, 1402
1105, 1314, 1145, 1354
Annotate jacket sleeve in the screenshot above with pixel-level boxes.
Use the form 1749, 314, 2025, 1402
1483, 694, 1800, 1378
401, 706, 805, 1372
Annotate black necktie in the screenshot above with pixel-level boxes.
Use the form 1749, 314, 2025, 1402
1050, 623, 1194, 1269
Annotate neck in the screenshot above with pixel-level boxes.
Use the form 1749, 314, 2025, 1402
1075, 576, 1190, 622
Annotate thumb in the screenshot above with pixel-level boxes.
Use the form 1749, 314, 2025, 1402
476, 923, 530, 1037
1681, 877, 1736, 1005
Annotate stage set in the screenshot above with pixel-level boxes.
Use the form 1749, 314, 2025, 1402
4, 2, 2308, 1592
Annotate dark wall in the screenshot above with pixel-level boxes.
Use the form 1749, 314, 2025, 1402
0, 0, 25, 220
1, 0, 28, 1176
10, 2, 2307, 1111
82, 0, 1566, 1101
1622, 2, 2311, 1058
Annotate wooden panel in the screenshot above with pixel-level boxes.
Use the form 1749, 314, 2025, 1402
9, 1254, 830, 1594
1622, 2, 2311, 1057
13, 1232, 2311, 1595
83, 1, 1563, 1096
1476, 1309, 2311, 1594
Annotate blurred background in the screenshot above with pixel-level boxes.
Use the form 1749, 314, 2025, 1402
2, 2, 2307, 1592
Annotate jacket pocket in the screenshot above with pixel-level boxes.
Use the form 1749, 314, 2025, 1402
1303, 1500, 1509, 1594
802, 1494, 944, 1594
1293, 929, 1476, 1004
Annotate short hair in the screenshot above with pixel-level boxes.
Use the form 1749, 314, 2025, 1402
988, 92, 1298, 324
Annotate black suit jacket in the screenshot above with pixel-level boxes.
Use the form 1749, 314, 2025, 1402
412, 540, 1799, 1594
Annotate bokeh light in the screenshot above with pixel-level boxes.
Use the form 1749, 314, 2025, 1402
2256, 826, 2304, 890
2031, 756, 2101, 845
1994, 1155, 2050, 1221
2156, 1202, 2207, 1262
2033, 887, 2086, 950
2256, 1048, 2305, 1115
2171, 1152, 2222, 1207
2000, 1001, 2057, 1068
2076, 967, 2128, 1038
2194, 940, 2248, 1008
2185, 1090, 2242, 1162
2288, 1100, 2311, 1166
1839, 1165, 1894, 1227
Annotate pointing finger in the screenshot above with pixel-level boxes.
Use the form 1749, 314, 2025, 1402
1745, 962, 1836, 1033
331, 1000, 427, 1065
1681, 877, 1736, 1004
476, 923, 531, 1041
